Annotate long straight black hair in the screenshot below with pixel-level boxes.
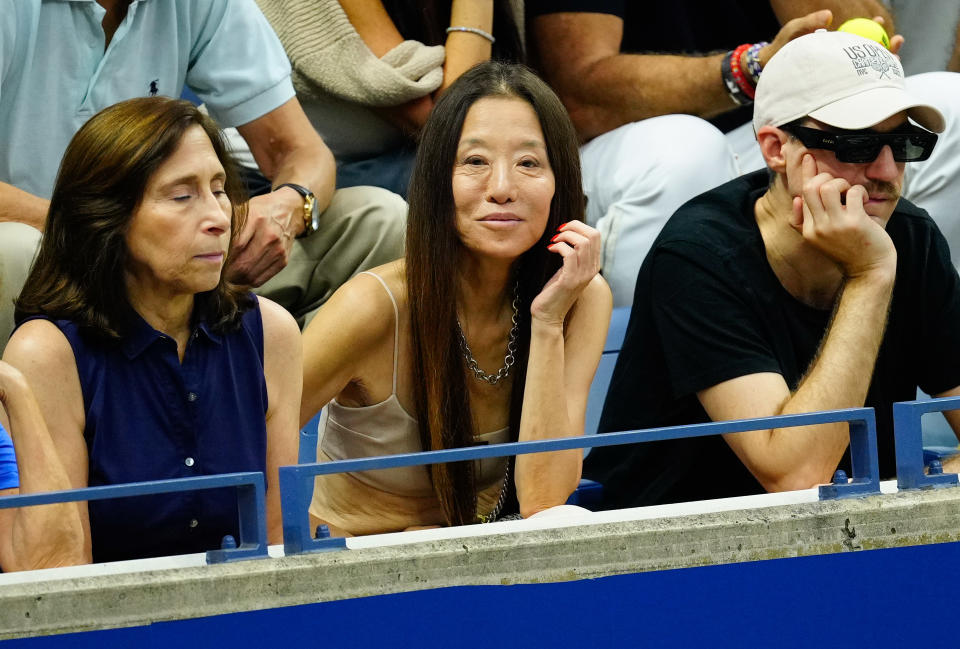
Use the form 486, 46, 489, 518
406, 61, 584, 525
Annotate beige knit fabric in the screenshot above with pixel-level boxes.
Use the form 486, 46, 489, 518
256, 0, 444, 106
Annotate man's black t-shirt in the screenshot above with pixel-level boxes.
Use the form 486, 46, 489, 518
584, 170, 960, 509
525, 0, 781, 132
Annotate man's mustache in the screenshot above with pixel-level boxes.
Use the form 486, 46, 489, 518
840, 181, 900, 204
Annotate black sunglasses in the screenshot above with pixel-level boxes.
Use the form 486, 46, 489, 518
779, 122, 938, 163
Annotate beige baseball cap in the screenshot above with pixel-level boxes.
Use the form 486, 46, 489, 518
753, 29, 944, 134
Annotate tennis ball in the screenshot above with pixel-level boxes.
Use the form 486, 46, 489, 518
838, 18, 891, 49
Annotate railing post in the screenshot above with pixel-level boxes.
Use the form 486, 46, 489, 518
818, 410, 881, 499
280, 466, 346, 556
894, 397, 960, 491
207, 475, 269, 563
0, 473, 270, 565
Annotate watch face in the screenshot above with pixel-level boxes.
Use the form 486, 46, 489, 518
307, 195, 320, 233
280, 183, 319, 238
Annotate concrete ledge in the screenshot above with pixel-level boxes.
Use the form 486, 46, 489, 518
4, 485, 960, 639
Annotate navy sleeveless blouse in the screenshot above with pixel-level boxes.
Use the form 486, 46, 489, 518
35, 298, 268, 562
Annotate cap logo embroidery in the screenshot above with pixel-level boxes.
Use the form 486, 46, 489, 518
842, 44, 901, 79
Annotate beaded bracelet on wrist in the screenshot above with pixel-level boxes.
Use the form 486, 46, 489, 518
729, 43, 755, 100
744, 41, 769, 87
721, 45, 752, 106
721, 51, 750, 106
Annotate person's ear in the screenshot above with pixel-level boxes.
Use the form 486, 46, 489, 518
756, 125, 790, 175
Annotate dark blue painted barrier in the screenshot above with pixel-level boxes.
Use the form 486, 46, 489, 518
7, 540, 960, 648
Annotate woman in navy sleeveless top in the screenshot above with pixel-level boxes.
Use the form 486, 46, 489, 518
4, 98, 300, 563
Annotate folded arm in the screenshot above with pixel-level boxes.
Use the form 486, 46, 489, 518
516, 222, 611, 516
532, 2, 891, 141
1, 327, 90, 570
0, 363, 84, 571
698, 271, 893, 491
230, 98, 336, 286
698, 152, 898, 491
340, 0, 497, 134
338, 0, 435, 133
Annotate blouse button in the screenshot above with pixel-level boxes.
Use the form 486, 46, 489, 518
187, 392, 198, 402
184, 457, 195, 467
189, 519, 199, 528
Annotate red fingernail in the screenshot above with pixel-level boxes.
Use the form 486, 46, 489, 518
557, 223, 567, 231
550, 233, 560, 242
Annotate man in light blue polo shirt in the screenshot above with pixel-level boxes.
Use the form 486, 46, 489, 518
0, 0, 407, 350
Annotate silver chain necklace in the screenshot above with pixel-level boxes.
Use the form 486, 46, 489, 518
456, 281, 520, 385
477, 460, 510, 523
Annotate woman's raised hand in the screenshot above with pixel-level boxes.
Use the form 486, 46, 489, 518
531, 220, 602, 326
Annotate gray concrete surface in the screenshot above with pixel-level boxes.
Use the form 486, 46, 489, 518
3, 485, 960, 639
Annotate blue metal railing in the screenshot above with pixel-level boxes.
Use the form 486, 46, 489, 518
280, 407, 880, 555
893, 396, 960, 490
0, 472, 268, 564
8, 398, 958, 565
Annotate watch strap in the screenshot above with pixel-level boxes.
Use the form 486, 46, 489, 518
274, 182, 317, 238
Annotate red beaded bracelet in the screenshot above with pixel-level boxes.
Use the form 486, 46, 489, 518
729, 43, 755, 100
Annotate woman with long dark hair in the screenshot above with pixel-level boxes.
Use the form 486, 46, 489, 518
3, 97, 300, 563
301, 62, 612, 535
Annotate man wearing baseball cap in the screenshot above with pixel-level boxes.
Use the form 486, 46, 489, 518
583, 30, 960, 509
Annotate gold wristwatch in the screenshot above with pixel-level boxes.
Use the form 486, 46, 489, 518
275, 182, 319, 238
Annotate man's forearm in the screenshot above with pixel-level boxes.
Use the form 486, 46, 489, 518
265, 140, 336, 216
536, 3, 885, 142
0, 181, 49, 231
766, 271, 895, 487
561, 52, 733, 141
237, 98, 337, 215
231, 99, 339, 285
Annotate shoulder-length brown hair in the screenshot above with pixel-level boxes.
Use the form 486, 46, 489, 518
16, 97, 250, 339
406, 61, 584, 526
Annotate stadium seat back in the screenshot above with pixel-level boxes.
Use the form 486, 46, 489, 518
584, 306, 631, 440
